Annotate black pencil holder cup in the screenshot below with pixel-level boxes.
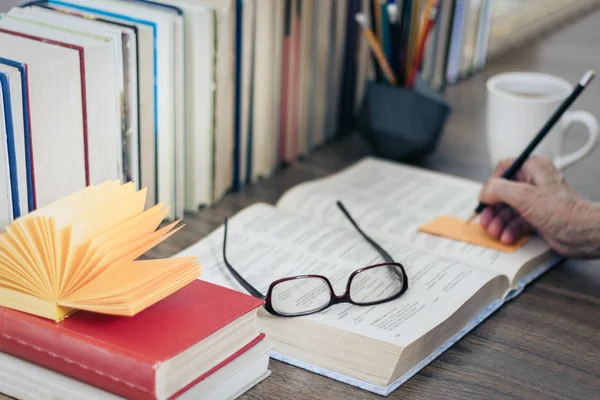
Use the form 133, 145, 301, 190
358, 76, 451, 162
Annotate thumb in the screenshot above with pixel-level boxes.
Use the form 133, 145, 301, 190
479, 178, 537, 217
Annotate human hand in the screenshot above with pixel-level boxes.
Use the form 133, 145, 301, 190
478, 156, 600, 258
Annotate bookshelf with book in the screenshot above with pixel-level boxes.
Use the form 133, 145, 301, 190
0, 0, 379, 232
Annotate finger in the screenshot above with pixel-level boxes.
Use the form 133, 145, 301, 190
480, 207, 494, 228
480, 204, 504, 229
500, 218, 532, 245
488, 207, 518, 239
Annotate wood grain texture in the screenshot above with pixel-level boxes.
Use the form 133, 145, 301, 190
3, 7, 600, 400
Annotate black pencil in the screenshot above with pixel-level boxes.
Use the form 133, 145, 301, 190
466, 70, 596, 224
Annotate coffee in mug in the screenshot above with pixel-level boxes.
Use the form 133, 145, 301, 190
486, 72, 599, 170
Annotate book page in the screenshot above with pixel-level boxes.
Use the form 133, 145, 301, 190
275, 157, 552, 284
175, 202, 507, 347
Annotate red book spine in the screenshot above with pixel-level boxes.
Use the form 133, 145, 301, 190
279, 39, 289, 162
0, 308, 157, 399
279, 0, 292, 162
289, 6, 302, 163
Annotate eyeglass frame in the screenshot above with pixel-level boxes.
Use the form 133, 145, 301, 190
221, 201, 409, 317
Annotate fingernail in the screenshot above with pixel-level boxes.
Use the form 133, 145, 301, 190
500, 230, 513, 244
480, 209, 491, 227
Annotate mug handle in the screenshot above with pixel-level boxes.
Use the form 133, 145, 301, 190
554, 110, 599, 171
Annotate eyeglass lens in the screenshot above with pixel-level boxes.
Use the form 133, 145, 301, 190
349, 264, 405, 304
270, 277, 332, 316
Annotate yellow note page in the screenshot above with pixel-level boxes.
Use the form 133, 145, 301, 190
27, 181, 129, 229
61, 220, 183, 298
418, 215, 528, 253
69, 188, 147, 246
59, 203, 169, 296
60, 257, 200, 315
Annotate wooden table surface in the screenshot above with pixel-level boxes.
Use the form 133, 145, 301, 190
4, 7, 600, 400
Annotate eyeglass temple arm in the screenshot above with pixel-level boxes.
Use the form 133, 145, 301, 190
336, 201, 404, 278
223, 218, 266, 300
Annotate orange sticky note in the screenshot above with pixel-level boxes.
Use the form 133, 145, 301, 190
418, 215, 528, 253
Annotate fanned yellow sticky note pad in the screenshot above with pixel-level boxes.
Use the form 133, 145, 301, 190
418, 215, 528, 253
0, 180, 202, 322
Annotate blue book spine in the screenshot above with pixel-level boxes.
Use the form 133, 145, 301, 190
0, 73, 21, 218
245, 2, 256, 184
0, 58, 34, 212
233, 0, 243, 190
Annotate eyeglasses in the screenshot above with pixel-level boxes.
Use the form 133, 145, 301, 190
221, 201, 409, 317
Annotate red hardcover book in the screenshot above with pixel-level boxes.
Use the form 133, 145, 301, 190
0, 280, 265, 400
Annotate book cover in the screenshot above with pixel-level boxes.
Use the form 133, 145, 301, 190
1, 7, 127, 188
0, 72, 20, 219
0, 279, 265, 399
0, 58, 34, 213
25, 3, 144, 187
48, 0, 160, 206
42, 0, 158, 210
127, 0, 185, 220
0, 63, 28, 221
0, 27, 90, 186
0, 78, 12, 228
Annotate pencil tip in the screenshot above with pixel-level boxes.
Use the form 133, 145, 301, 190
465, 213, 477, 225
581, 70, 596, 86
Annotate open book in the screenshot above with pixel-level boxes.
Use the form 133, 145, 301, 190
174, 157, 561, 395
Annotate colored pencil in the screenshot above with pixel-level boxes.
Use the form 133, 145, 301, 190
355, 13, 397, 85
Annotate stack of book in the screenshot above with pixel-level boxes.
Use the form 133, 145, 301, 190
0, 281, 273, 399
0, 182, 273, 399
0, 281, 274, 399
0, 0, 379, 234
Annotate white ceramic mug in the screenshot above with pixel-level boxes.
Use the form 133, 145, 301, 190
486, 72, 599, 171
